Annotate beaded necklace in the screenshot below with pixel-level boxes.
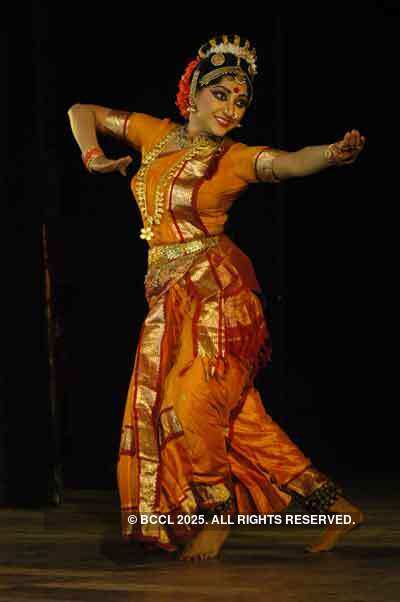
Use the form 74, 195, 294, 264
135, 125, 224, 241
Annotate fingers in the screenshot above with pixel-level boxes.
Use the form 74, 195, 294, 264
122, 155, 133, 166
91, 155, 133, 175
117, 156, 133, 176
343, 130, 358, 147
342, 129, 367, 149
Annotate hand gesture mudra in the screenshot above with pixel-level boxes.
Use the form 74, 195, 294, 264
326, 129, 367, 166
88, 154, 133, 176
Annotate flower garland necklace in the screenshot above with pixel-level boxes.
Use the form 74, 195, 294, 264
135, 125, 224, 241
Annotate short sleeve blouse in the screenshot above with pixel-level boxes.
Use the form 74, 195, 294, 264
124, 113, 289, 234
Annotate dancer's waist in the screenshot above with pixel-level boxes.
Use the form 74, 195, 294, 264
148, 235, 221, 268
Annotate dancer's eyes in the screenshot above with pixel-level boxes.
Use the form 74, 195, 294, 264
211, 89, 248, 109
212, 90, 227, 101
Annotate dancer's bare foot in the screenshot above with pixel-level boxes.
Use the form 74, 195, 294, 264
305, 495, 364, 553
179, 523, 230, 561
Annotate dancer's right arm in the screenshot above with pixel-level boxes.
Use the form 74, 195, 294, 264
67, 103, 133, 175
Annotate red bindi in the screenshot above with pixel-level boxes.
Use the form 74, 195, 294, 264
233, 87, 240, 93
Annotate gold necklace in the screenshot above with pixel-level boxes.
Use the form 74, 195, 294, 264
175, 124, 223, 150
135, 125, 223, 241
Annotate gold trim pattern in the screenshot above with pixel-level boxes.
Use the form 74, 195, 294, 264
200, 66, 248, 87
134, 126, 223, 241
103, 110, 132, 141
158, 407, 184, 448
119, 425, 135, 456
168, 148, 220, 241
194, 481, 232, 508
189, 68, 201, 108
134, 296, 167, 540
148, 236, 221, 268
134, 127, 179, 239
281, 466, 330, 498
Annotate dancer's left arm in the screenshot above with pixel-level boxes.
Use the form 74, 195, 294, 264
231, 130, 366, 184
272, 129, 367, 180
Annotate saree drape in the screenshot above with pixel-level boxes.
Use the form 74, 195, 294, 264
117, 113, 334, 551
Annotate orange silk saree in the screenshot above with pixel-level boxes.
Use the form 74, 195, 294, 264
117, 113, 336, 551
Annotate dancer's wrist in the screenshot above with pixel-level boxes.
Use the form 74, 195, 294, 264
82, 146, 105, 172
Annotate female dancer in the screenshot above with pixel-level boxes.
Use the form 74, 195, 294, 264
68, 34, 366, 561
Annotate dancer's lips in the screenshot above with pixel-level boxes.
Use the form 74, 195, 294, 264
214, 116, 233, 128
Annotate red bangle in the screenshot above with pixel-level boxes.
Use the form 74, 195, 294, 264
82, 146, 104, 171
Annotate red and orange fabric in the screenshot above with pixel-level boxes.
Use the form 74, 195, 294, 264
117, 113, 332, 551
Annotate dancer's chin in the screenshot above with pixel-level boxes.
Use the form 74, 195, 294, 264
206, 122, 230, 138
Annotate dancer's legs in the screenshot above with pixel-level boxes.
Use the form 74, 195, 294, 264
228, 385, 364, 553
228, 385, 313, 513
160, 286, 363, 559
165, 350, 250, 560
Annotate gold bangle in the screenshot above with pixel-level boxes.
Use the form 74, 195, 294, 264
324, 142, 355, 166
82, 146, 104, 172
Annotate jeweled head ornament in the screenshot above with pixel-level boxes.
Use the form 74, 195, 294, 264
175, 34, 258, 119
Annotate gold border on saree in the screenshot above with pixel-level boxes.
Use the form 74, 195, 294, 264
148, 235, 221, 267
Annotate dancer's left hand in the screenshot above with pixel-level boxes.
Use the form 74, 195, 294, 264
331, 129, 367, 165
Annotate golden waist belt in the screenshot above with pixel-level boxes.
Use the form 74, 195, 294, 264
148, 235, 221, 267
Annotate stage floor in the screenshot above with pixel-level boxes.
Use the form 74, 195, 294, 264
0, 479, 399, 601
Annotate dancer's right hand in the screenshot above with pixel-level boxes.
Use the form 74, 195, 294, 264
89, 154, 133, 176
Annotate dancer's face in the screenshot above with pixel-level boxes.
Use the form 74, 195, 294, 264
190, 75, 249, 136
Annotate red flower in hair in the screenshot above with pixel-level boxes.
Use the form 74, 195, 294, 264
175, 57, 201, 119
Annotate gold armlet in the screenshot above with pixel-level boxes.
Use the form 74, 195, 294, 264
254, 149, 281, 183
102, 110, 132, 141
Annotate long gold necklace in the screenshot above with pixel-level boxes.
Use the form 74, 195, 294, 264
135, 125, 223, 241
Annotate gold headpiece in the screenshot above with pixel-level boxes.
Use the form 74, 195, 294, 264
189, 34, 258, 109
198, 34, 257, 77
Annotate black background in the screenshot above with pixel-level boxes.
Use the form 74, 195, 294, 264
1, 5, 396, 503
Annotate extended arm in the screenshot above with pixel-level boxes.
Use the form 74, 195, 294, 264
270, 130, 366, 180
